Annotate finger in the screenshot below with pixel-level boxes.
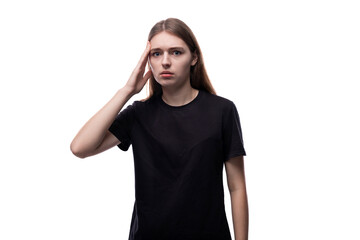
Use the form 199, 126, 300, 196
137, 41, 151, 69
143, 69, 153, 81
138, 69, 152, 88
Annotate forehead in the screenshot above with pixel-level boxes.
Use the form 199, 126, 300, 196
150, 31, 189, 50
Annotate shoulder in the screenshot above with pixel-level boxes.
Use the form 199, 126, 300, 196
201, 90, 236, 111
129, 94, 158, 113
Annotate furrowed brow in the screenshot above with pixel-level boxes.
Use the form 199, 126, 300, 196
150, 47, 186, 52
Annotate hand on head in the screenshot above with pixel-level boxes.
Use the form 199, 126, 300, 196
124, 41, 153, 95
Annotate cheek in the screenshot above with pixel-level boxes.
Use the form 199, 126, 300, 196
177, 59, 193, 71
149, 58, 159, 71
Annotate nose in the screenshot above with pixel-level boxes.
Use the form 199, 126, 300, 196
161, 52, 171, 68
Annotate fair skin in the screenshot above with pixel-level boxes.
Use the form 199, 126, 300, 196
69, 42, 152, 158
148, 31, 199, 106
70, 31, 248, 240
225, 155, 249, 240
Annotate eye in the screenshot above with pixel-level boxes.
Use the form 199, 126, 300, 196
173, 50, 182, 56
151, 52, 160, 57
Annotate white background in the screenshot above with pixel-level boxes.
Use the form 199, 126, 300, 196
1, 0, 359, 239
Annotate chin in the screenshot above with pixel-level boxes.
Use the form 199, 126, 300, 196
155, 78, 176, 86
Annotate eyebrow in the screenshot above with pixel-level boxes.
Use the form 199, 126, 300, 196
150, 47, 186, 52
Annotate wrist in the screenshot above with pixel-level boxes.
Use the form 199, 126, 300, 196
120, 86, 135, 98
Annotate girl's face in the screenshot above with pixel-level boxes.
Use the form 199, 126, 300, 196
148, 31, 197, 89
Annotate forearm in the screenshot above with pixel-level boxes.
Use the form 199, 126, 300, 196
70, 86, 133, 156
230, 189, 249, 240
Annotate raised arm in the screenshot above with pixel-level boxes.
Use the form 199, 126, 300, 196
70, 41, 152, 158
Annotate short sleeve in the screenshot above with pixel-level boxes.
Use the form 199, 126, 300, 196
222, 101, 246, 162
108, 103, 135, 151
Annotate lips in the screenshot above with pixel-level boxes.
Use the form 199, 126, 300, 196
160, 71, 174, 78
160, 71, 174, 75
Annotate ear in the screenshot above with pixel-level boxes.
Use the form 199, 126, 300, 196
191, 53, 198, 66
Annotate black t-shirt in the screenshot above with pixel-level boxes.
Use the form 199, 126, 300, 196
109, 89, 246, 240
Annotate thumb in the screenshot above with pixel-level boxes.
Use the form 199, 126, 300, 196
143, 69, 153, 82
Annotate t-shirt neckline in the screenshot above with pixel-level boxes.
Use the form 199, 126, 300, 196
159, 89, 203, 110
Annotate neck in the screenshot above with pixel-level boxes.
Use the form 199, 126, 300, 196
161, 82, 199, 107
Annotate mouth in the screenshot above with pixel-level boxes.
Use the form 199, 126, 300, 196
160, 71, 174, 78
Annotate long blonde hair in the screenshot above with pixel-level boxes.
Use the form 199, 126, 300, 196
144, 18, 216, 100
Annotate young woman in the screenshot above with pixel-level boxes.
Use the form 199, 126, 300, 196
71, 18, 248, 240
